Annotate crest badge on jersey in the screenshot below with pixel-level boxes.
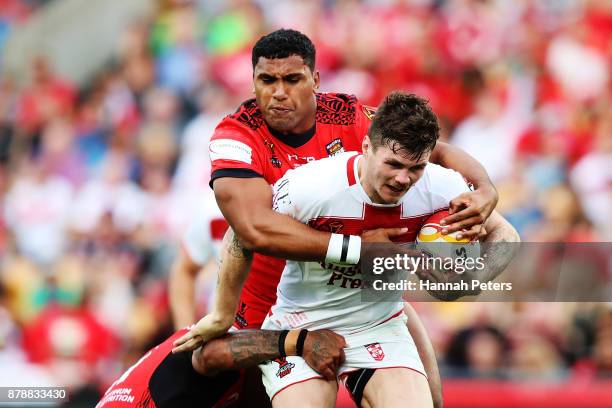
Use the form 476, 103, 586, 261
273, 358, 295, 378
264, 139, 282, 168
365, 343, 385, 361
362, 105, 377, 121
270, 157, 282, 168
325, 139, 345, 157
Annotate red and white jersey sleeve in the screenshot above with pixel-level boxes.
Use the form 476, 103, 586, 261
272, 152, 356, 220
209, 119, 267, 177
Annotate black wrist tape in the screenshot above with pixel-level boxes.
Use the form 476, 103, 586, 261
296, 329, 308, 357
278, 330, 290, 358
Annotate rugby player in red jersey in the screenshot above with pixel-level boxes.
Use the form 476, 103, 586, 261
175, 29, 496, 407
203, 28, 496, 327
101, 230, 345, 408
96, 328, 346, 408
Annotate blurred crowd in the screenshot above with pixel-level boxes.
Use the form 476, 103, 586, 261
0, 0, 611, 404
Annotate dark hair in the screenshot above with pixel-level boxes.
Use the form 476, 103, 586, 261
252, 29, 316, 71
368, 92, 440, 160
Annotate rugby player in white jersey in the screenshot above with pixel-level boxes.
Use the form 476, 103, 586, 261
254, 92, 518, 407
175, 92, 519, 407
168, 194, 442, 407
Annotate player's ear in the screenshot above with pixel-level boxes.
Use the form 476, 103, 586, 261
313, 70, 320, 92
362, 135, 371, 156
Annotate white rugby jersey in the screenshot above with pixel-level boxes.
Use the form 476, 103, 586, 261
268, 151, 470, 334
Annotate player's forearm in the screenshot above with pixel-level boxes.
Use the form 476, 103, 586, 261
215, 177, 330, 261
404, 304, 443, 408
169, 255, 198, 329
431, 142, 497, 194
241, 207, 331, 261
210, 228, 253, 326
480, 212, 520, 282
192, 330, 299, 374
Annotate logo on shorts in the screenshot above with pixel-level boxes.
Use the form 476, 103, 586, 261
365, 343, 385, 361
273, 357, 295, 378
325, 138, 345, 156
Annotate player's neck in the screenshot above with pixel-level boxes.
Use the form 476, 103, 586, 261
267, 122, 316, 148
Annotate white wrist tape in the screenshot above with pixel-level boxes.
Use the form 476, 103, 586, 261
325, 233, 361, 264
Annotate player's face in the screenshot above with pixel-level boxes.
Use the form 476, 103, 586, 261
361, 136, 431, 204
253, 55, 320, 134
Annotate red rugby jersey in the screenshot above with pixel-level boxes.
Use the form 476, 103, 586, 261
96, 330, 188, 408
96, 329, 243, 408
209, 93, 374, 329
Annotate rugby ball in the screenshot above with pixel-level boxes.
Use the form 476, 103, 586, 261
416, 210, 480, 271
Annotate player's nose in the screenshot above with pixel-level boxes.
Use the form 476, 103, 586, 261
394, 169, 411, 185
272, 83, 288, 99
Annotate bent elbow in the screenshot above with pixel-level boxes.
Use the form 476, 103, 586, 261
243, 236, 269, 253
193, 345, 225, 376
192, 348, 207, 375
234, 227, 269, 253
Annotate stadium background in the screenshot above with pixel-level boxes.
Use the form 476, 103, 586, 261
0, 0, 611, 406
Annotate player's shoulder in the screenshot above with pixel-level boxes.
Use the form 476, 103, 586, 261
419, 163, 465, 187
273, 152, 358, 220
210, 100, 268, 161
286, 151, 357, 183
279, 152, 358, 210
212, 99, 266, 141
316, 92, 374, 126
413, 163, 469, 202
223, 98, 266, 131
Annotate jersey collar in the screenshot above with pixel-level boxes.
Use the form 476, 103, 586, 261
266, 123, 316, 148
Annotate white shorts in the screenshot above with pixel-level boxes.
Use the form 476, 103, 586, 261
258, 313, 426, 401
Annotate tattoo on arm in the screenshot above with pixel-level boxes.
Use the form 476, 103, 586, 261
305, 331, 332, 362
481, 238, 517, 281
227, 331, 279, 368
228, 230, 253, 260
